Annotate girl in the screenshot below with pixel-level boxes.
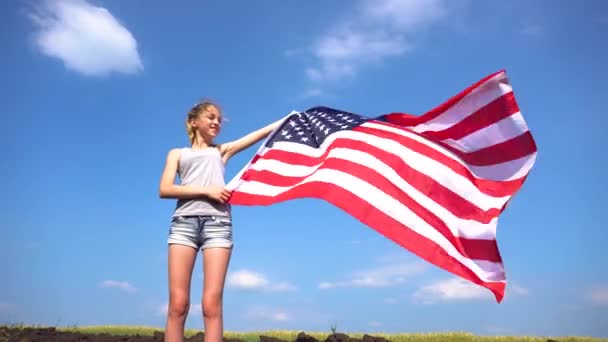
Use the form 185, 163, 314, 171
158, 100, 282, 342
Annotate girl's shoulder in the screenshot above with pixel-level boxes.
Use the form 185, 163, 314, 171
165, 147, 183, 164
167, 147, 186, 156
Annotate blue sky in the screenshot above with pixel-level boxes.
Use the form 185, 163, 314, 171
1, 0, 607, 338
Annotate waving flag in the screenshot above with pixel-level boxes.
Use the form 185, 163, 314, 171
226, 70, 537, 302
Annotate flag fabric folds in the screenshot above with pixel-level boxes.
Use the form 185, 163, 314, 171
225, 70, 537, 302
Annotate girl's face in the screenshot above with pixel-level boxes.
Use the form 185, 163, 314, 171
192, 105, 222, 140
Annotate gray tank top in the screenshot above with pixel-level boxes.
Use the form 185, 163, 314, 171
173, 147, 231, 218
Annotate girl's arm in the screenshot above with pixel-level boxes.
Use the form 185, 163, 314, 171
219, 117, 284, 163
159, 148, 231, 202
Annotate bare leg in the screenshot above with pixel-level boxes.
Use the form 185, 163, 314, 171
165, 244, 197, 342
201, 247, 232, 342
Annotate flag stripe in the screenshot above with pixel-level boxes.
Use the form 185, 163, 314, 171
246, 150, 499, 241
242, 162, 501, 259
442, 111, 528, 153
359, 123, 529, 192
252, 140, 501, 225
229, 182, 506, 302
229, 171, 505, 282
422, 92, 520, 143
439, 131, 537, 166
261, 130, 510, 212
364, 121, 536, 183
382, 70, 507, 128
413, 81, 512, 133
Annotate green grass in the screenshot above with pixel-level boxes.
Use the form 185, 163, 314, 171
1, 324, 606, 342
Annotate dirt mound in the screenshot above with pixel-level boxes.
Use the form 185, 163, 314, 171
0, 327, 393, 342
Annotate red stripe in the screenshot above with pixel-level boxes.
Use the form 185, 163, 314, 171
382, 70, 506, 126
240, 157, 502, 262
438, 131, 537, 166
420, 92, 520, 141
254, 138, 501, 224
228, 182, 505, 303
355, 125, 526, 197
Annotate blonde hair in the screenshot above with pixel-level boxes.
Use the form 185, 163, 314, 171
185, 100, 222, 145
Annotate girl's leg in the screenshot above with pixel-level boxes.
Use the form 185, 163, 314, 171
165, 244, 198, 342
201, 247, 232, 342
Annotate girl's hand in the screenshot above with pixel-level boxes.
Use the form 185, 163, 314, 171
205, 186, 232, 203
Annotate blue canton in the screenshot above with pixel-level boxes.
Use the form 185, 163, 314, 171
266, 106, 368, 148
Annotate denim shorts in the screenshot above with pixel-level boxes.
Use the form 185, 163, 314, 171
168, 215, 233, 250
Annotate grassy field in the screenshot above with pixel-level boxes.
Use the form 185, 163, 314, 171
2, 324, 607, 342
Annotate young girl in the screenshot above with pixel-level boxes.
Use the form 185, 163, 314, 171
158, 100, 282, 342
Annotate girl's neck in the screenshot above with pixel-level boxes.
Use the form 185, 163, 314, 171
191, 138, 214, 150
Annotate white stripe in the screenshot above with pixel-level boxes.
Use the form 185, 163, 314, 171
233, 168, 505, 282
365, 121, 534, 181
411, 73, 512, 133
250, 147, 498, 239
471, 152, 537, 181
263, 130, 511, 211
442, 111, 529, 152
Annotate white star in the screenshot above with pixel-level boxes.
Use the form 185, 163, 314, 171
281, 130, 289, 136
285, 134, 292, 139
301, 137, 309, 142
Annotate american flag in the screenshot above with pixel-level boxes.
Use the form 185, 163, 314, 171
226, 70, 537, 302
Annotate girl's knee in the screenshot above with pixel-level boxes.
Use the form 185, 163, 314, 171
202, 292, 223, 318
168, 293, 190, 318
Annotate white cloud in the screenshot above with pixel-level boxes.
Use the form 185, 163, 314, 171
595, 15, 608, 24
319, 262, 426, 289
521, 24, 542, 36
303, 0, 452, 82
27, 0, 143, 77
245, 305, 291, 322
157, 303, 202, 316
308, 27, 408, 82
99, 280, 137, 293
587, 286, 608, 306
383, 297, 399, 304
302, 88, 322, 98
510, 284, 529, 296
361, 0, 448, 31
272, 312, 290, 322
412, 278, 491, 303
413, 278, 528, 304
284, 48, 305, 57
227, 269, 296, 292
369, 321, 383, 328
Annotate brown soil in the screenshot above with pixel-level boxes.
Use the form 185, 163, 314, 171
0, 327, 392, 342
